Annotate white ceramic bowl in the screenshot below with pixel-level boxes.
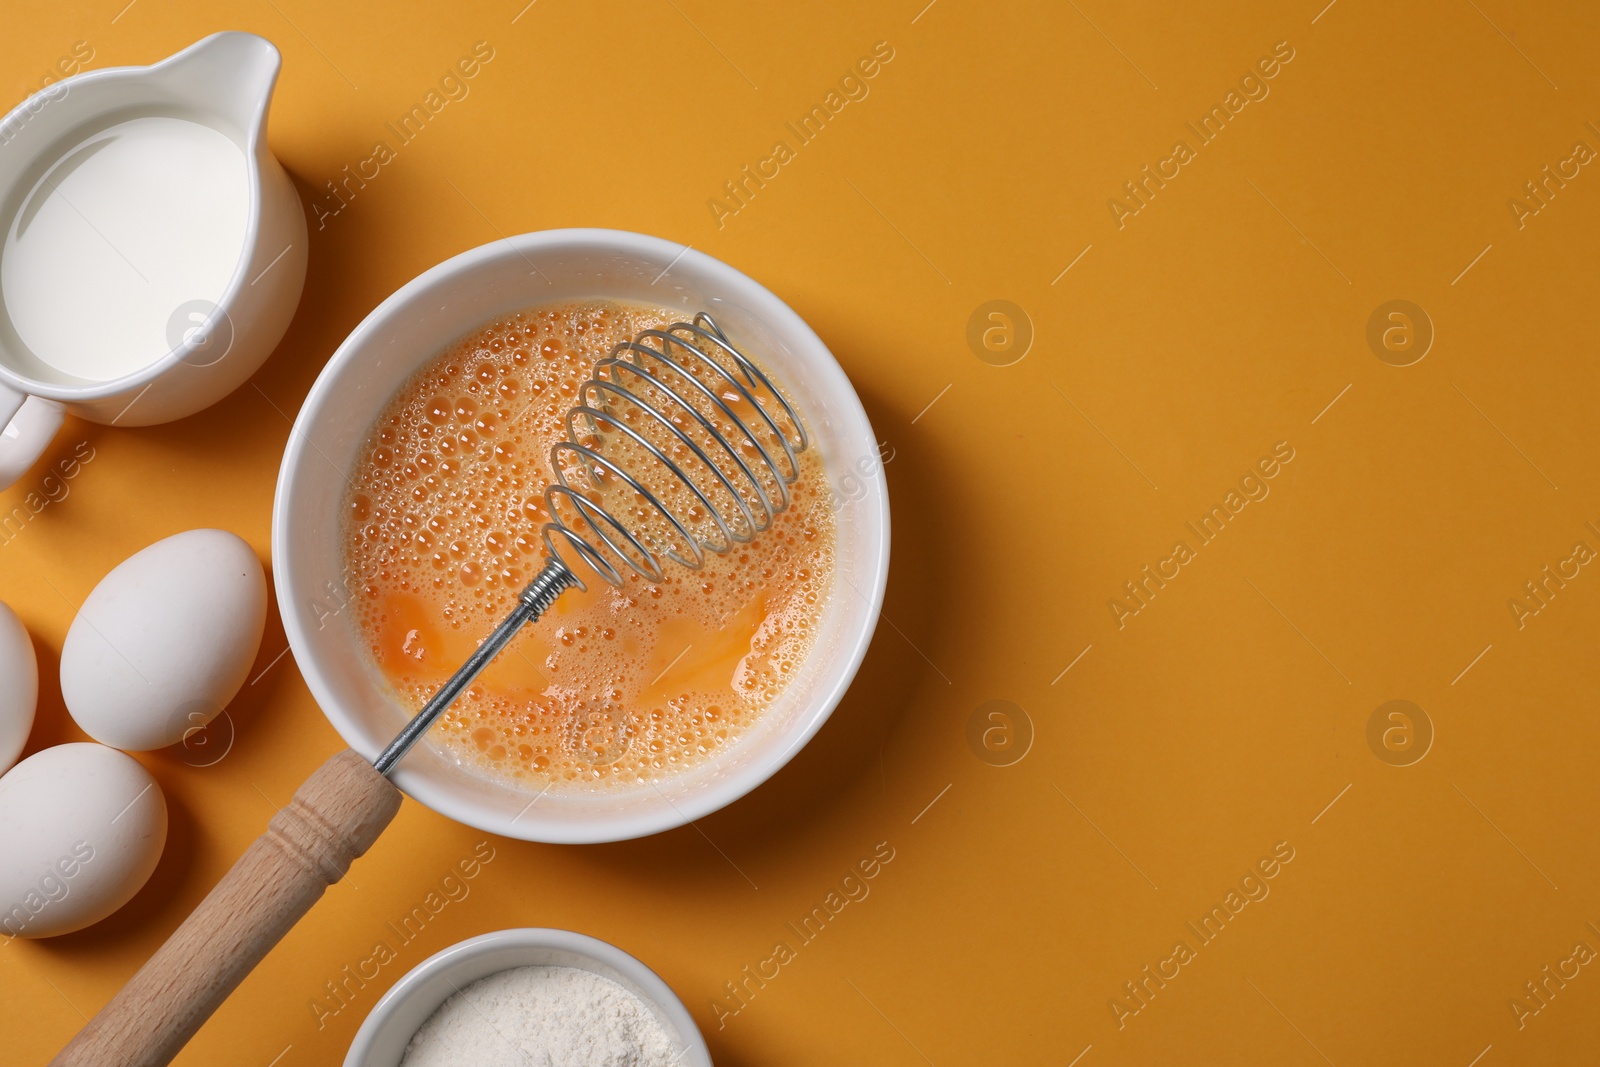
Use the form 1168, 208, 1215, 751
343, 927, 712, 1067
274, 229, 890, 843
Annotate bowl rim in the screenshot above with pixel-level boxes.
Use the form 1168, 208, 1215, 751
273, 227, 891, 842
341, 926, 713, 1066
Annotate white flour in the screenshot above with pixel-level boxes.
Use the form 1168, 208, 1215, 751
399, 965, 682, 1067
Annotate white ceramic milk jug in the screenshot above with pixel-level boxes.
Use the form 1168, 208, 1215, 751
0, 32, 308, 490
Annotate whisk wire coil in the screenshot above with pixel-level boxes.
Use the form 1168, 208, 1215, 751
540, 312, 808, 590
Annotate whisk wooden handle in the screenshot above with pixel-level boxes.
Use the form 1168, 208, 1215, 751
51, 749, 402, 1067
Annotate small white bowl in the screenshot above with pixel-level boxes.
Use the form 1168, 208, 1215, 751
344, 927, 712, 1066
274, 229, 891, 842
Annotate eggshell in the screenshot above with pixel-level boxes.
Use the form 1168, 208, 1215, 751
0, 600, 37, 773
0, 743, 167, 938
61, 529, 267, 751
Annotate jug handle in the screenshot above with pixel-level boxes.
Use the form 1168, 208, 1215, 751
0, 384, 64, 491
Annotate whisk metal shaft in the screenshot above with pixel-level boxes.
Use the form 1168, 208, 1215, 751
372, 558, 577, 775
370, 313, 805, 777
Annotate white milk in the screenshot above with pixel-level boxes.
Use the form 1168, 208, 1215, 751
1, 116, 249, 382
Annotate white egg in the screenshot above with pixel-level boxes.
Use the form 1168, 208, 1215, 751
0, 600, 37, 773
61, 528, 267, 751
0, 742, 167, 938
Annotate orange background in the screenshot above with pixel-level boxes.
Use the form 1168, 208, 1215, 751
4, 0, 1600, 1063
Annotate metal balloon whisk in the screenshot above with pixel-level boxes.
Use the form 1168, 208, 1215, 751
373, 313, 808, 775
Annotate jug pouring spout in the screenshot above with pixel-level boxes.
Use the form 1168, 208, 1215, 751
149, 32, 283, 144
